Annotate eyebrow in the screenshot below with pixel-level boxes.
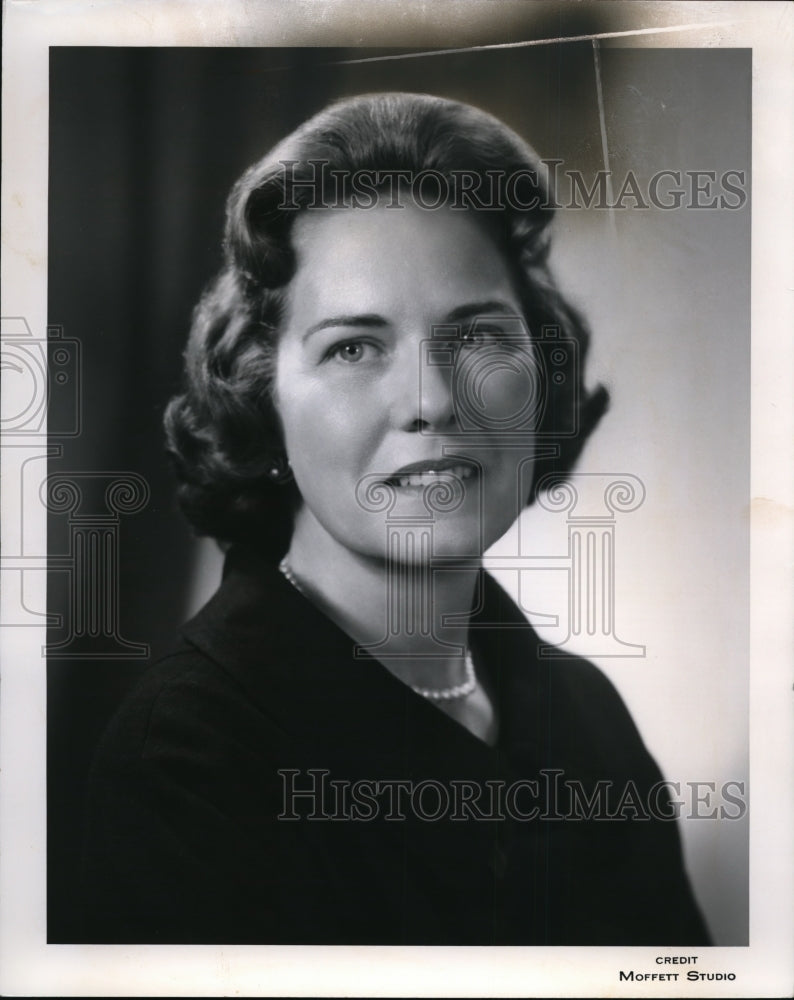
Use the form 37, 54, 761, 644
303, 314, 389, 343
444, 300, 522, 323
302, 300, 521, 342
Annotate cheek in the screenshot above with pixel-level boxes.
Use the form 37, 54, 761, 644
279, 388, 368, 483
485, 370, 536, 422
456, 348, 542, 432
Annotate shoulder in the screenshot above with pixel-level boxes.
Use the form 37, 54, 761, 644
91, 639, 286, 781
483, 571, 638, 717
550, 653, 641, 730
81, 639, 290, 943
98, 546, 304, 764
481, 573, 658, 777
525, 646, 669, 792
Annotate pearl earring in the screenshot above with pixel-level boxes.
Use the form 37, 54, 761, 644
267, 455, 292, 484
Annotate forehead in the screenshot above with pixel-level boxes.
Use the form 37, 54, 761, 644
287, 202, 518, 317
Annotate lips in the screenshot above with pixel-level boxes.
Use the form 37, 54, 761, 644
383, 457, 479, 489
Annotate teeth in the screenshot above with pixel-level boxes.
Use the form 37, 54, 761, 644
391, 465, 476, 488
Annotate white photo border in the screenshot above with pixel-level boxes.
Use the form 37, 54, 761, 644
1, 2, 792, 996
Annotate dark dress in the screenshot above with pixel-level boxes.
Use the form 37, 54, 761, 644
80, 545, 710, 945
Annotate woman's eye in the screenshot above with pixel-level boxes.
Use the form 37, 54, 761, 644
460, 320, 530, 352
327, 340, 378, 364
461, 325, 505, 347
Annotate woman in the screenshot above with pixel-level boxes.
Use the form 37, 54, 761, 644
81, 92, 710, 945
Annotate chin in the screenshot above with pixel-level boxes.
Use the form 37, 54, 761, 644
375, 512, 498, 566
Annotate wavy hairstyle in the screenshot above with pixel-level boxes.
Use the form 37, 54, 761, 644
164, 92, 609, 556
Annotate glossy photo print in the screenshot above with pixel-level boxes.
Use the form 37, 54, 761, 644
46, 41, 747, 944
1, 2, 792, 997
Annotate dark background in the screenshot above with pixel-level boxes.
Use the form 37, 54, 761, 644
47, 35, 749, 942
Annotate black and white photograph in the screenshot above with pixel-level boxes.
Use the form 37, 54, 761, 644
1, 1, 792, 996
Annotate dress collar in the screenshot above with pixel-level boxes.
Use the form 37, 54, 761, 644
181, 545, 547, 769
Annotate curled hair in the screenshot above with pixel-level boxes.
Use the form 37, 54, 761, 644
165, 92, 609, 554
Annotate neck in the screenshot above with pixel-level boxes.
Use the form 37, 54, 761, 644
284, 507, 481, 691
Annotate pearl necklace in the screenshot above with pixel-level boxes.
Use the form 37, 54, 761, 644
409, 650, 477, 701
278, 558, 477, 701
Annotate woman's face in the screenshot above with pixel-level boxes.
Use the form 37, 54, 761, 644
274, 200, 540, 563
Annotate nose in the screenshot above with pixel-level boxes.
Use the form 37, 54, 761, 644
395, 335, 457, 432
